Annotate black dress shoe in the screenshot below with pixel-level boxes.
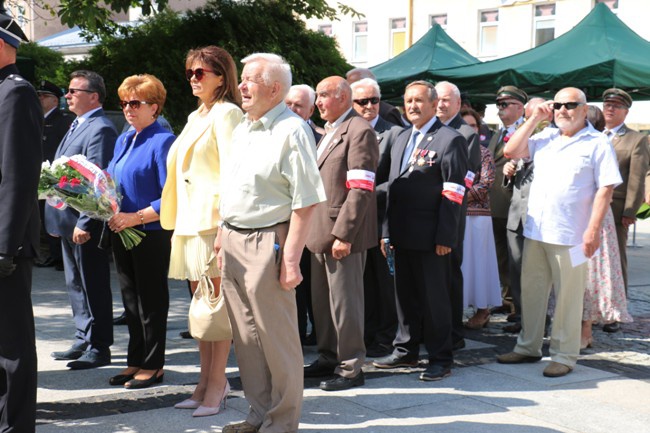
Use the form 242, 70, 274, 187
503, 322, 522, 334
51, 342, 88, 360
54, 261, 64, 271
304, 360, 336, 378
179, 330, 192, 339
113, 312, 127, 326
125, 370, 164, 389
420, 364, 451, 381
109, 373, 135, 386
302, 333, 317, 346
603, 322, 621, 333
67, 350, 111, 370
372, 353, 419, 369
320, 371, 364, 391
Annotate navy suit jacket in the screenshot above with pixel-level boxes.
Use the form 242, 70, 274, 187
45, 108, 117, 238
107, 121, 175, 231
383, 119, 469, 251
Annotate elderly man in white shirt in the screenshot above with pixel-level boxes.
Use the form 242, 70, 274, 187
496, 87, 621, 378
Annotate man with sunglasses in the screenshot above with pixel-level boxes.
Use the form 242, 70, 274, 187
351, 77, 402, 359
602, 89, 649, 310
497, 87, 621, 377
45, 70, 117, 370
488, 85, 527, 318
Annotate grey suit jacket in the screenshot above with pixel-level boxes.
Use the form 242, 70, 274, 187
504, 160, 535, 233
374, 116, 403, 233
44, 108, 117, 238
447, 113, 481, 175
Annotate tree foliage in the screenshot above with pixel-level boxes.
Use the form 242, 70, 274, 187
76, 0, 350, 132
16, 42, 69, 85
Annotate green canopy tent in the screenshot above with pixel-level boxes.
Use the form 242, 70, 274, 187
370, 24, 479, 104
423, 3, 650, 103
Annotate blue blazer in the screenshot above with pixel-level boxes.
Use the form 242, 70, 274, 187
107, 121, 175, 231
45, 108, 117, 238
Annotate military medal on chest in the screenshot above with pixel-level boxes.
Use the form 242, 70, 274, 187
417, 149, 427, 166
427, 150, 436, 166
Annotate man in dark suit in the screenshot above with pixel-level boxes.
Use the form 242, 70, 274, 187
488, 86, 527, 316
435, 80, 481, 347
35, 80, 73, 270
602, 88, 649, 309
346, 67, 406, 127
0, 16, 41, 433
285, 84, 320, 345
373, 80, 468, 381
45, 70, 117, 369
305, 76, 378, 391
350, 77, 401, 358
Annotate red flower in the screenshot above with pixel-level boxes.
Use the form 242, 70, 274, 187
58, 176, 68, 188
70, 178, 81, 187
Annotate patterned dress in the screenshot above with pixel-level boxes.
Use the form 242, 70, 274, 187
583, 208, 633, 323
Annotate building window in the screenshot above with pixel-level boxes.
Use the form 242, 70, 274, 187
479, 10, 498, 56
353, 21, 368, 62
534, 4, 555, 47
596, 0, 618, 11
390, 18, 406, 58
318, 24, 333, 37
430, 14, 448, 29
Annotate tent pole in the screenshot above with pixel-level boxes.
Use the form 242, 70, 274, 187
408, 0, 413, 47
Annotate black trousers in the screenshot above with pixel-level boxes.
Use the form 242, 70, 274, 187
363, 245, 397, 347
0, 258, 37, 433
61, 227, 113, 352
295, 248, 315, 339
506, 228, 525, 317
112, 229, 172, 369
392, 249, 453, 367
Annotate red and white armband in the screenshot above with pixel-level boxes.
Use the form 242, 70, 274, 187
346, 169, 375, 191
442, 182, 466, 204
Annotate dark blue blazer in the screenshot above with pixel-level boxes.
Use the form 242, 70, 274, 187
44, 108, 117, 238
107, 121, 175, 231
383, 119, 469, 251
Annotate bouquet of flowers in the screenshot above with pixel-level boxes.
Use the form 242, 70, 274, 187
38, 155, 145, 250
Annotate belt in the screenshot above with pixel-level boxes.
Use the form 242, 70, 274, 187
223, 221, 288, 233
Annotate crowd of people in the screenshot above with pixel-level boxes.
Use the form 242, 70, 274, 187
1, 14, 648, 433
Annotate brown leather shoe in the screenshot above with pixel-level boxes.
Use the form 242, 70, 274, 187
543, 361, 572, 377
496, 352, 542, 364
222, 421, 259, 433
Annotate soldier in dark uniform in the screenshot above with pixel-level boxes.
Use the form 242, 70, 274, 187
0, 14, 43, 433
35, 80, 72, 269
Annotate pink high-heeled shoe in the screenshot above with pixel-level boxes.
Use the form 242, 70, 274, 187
192, 381, 230, 417
174, 398, 201, 409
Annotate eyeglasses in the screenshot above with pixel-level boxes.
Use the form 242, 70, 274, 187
119, 100, 151, 110
552, 102, 584, 110
68, 88, 95, 95
353, 97, 380, 106
496, 101, 519, 109
185, 68, 215, 81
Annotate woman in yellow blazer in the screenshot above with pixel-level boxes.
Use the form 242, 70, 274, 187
160, 46, 242, 417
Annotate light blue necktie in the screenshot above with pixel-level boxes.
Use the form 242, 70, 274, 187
401, 130, 420, 171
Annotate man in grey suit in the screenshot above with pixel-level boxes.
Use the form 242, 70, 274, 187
351, 78, 402, 358
435, 81, 481, 347
45, 70, 117, 369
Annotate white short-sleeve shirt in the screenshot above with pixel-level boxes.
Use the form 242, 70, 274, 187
524, 123, 622, 246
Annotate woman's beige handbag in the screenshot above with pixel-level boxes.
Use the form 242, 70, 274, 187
188, 259, 232, 341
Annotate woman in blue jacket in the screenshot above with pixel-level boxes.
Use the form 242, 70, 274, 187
106, 74, 175, 389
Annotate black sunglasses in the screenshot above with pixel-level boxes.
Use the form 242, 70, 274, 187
119, 100, 151, 110
496, 101, 519, 109
68, 88, 95, 95
552, 102, 584, 110
185, 68, 215, 81
353, 97, 380, 106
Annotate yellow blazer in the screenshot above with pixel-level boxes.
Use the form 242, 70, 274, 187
160, 101, 243, 233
